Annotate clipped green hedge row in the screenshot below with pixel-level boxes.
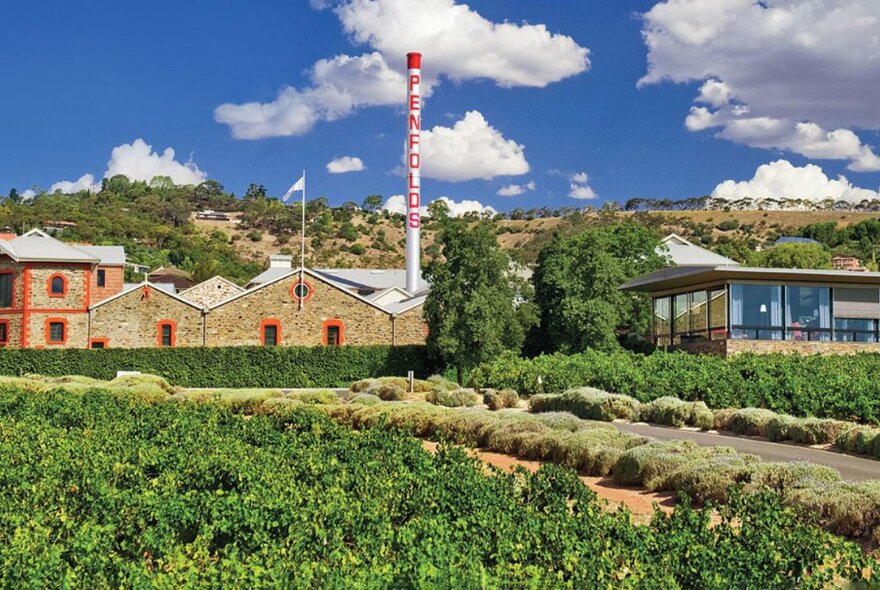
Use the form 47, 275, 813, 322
0, 346, 432, 388
470, 350, 880, 424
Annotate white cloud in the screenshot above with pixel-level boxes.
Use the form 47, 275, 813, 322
568, 171, 597, 200
333, 0, 589, 88
216, 0, 589, 138
326, 156, 366, 173
50, 174, 100, 194
695, 79, 731, 108
34, 139, 207, 196
215, 52, 406, 139
497, 181, 535, 196
381, 194, 496, 217
106, 139, 207, 185
711, 159, 880, 202
640, 0, 880, 171
20, 189, 36, 200
417, 111, 529, 182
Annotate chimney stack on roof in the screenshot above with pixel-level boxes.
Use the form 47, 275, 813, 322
269, 254, 293, 269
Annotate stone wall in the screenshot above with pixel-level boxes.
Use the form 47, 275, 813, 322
0, 316, 23, 348
726, 339, 880, 356
205, 273, 393, 347
180, 276, 243, 308
90, 266, 125, 304
27, 312, 89, 348
27, 263, 90, 310
671, 339, 729, 356
392, 306, 428, 346
90, 285, 204, 348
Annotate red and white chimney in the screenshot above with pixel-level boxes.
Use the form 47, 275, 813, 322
405, 52, 422, 294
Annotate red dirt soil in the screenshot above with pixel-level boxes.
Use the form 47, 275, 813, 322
421, 440, 675, 523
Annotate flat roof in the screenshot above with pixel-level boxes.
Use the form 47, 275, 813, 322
621, 265, 880, 294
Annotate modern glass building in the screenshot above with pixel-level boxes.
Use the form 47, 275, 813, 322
621, 265, 880, 355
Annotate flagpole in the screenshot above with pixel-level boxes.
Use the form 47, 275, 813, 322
300, 169, 306, 311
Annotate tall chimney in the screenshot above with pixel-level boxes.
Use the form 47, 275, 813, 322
405, 52, 422, 294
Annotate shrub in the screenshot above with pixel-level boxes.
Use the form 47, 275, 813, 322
638, 397, 714, 430
835, 426, 880, 458
483, 389, 520, 410
287, 389, 338, 405
428, 375, 460, 391
373, 382, 405, 401
723, 408, 780, 437
787, 418, 853, 445
0, 345, 433, 389
530, 388, 640, 421
350, 393, 381, 406
108, 373, 177, 394
425, 388, 478, 408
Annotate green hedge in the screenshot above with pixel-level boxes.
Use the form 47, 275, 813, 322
0, 345, 432, 388
470, 350, 880, 424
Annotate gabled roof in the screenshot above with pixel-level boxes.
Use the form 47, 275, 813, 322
0, 229, 100, 263
382, 292, 428, 315
314, 268, 430, 292
211, 267, 400, 314
246, 266, 291, 288
91, 281, 206, 311
179, 275, 244, 296
659, 233, 739, 267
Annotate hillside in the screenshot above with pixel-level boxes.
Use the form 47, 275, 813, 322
6, 179, 880, 283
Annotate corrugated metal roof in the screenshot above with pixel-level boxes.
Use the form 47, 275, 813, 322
0, 234, 100, 263
77, 245, 126, 266
659, 234, 739, 267
775, 237, 820, 245
314, 268, 430, 292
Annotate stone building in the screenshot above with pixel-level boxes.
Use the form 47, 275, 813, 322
0, 230, 428, 349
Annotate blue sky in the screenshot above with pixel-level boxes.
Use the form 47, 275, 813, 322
2, 0, 879, 212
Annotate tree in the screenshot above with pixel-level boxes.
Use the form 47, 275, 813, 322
244, 183, 267, 200
752, 243, 831, 269
362, 194, 383, 213
424, 218, 536, 382
532, 222, 665, 353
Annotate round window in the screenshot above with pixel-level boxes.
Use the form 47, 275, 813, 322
291, 281, 311, 301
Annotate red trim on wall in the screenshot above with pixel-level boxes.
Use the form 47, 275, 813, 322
44, 317, 68, 345
322, 319, 344, 346
89, 338, 109, 349
46, 273, 69, 298
290, 279, 314, 303
260, 319, 282, 346
21, 266, 31, 348
0, 319, 9, 345
84, 268, 91, 309
156, 319, 177, 347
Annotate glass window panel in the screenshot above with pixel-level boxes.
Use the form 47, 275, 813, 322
709, 288, 727, 340
785, 286, 831, 341
653, 297, 671, 340
689, 291, 708, 340
834, 318, 878, 342
0, 323, 7, 343
161, 324, 173, 347
673, 294, 689, 335
49, 322, 64, 342
97, 269, 106, 287
0, 274, 11, 307
326, 326, 340, 346
264, 325, 278, 346
51, 276, 65, 294
729, 284, 783, 340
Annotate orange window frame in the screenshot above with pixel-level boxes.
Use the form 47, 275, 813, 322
89, 338, 109, 349
45, 317, 68, 345
290, 279, 314, 303
260, 319, 282, 346
156, 320, 177, 347
47, 273, 69, 298
0, 319, 9, 345
322, 319, 344, 346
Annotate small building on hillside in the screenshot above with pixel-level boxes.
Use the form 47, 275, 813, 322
622, 265, 880, 356
774, 236, 821, 246
831, 255, 866, 272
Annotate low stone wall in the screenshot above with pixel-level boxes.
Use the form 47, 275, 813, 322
676, 338, 880, 357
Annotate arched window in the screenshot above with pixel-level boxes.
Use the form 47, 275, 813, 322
47, 273, 68, 297
157, 320, 177, 347
261, 319, 281, 346
290, 279, 314, 303
323, 319, 344, 346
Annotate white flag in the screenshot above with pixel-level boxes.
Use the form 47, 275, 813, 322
282, 175, 305, 202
